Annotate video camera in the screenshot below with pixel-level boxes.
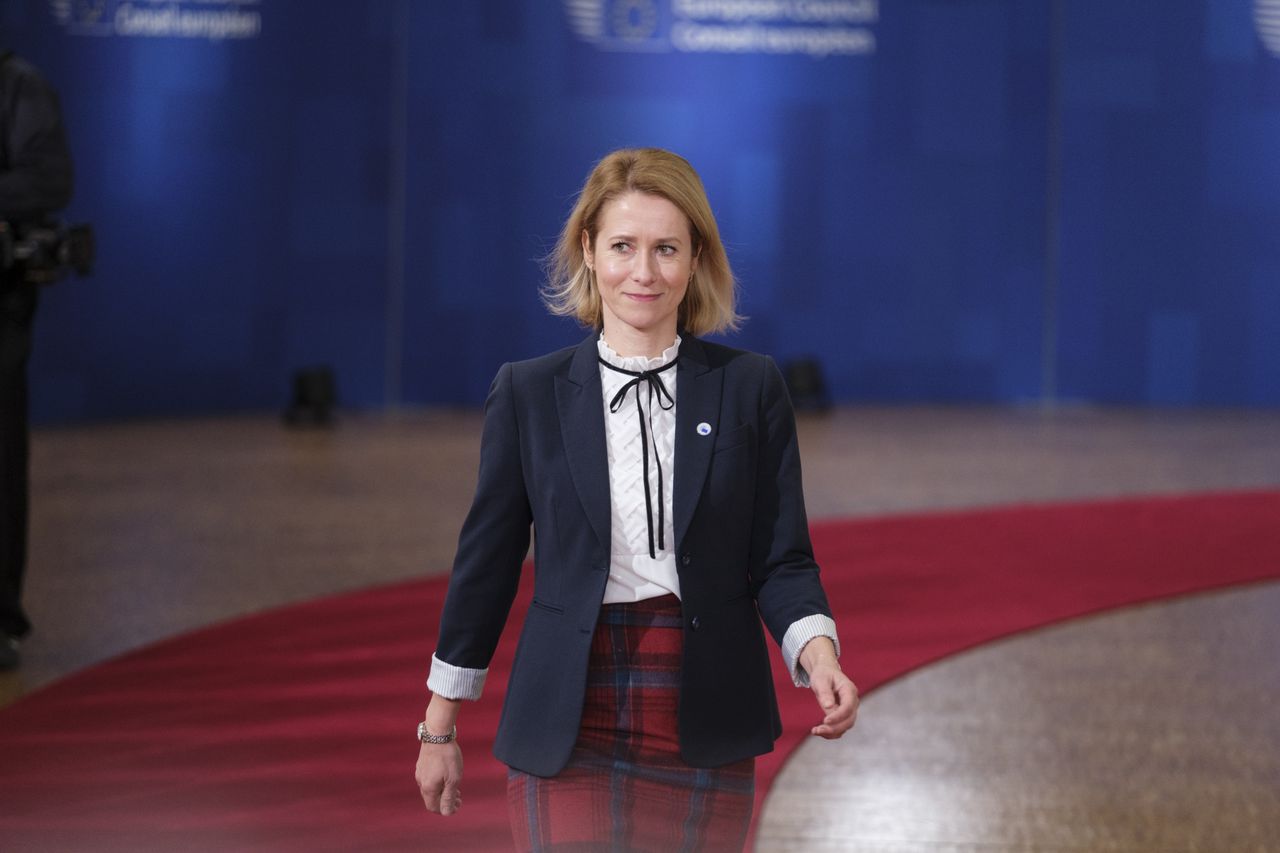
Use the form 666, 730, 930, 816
0, 220, 94, 285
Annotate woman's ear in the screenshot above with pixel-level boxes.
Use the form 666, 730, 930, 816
581, 229, 593, 269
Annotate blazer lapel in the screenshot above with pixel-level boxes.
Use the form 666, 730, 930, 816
555, 335, 611, 555
673, 335, 724, 550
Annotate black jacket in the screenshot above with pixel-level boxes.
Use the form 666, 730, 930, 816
435, 334, 834, 776
0, 50, 73, 222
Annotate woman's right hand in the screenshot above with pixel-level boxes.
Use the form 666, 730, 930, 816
416, 696, 464, 815
416, 738, 464, 816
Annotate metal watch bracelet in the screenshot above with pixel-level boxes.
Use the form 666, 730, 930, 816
417, 721, 457, 745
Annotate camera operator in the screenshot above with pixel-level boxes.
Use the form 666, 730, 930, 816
1, 49, 73, 670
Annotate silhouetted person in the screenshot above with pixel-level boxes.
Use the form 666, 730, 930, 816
1, 50, 73, 670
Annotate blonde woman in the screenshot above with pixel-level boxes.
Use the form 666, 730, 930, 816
415, 148, 857, 851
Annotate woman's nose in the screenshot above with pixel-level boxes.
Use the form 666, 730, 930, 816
631, 251, 657, 283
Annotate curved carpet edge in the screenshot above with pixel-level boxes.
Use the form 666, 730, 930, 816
1, 490, 1277, 852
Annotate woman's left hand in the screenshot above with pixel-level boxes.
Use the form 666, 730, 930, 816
800, 637, 859, 739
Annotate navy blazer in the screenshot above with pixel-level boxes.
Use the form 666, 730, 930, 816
434, 333, 833, 777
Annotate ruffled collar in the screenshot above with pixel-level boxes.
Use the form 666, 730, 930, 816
597, 334, 682, 373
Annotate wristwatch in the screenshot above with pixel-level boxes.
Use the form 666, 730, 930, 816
417, 722, 457, 745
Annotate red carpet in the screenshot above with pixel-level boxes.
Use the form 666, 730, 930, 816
1, 491, 1278, 851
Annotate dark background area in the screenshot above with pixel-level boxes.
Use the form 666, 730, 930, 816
5, 0, 1278, 423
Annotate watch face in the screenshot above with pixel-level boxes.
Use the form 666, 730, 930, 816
417, 722, 452, 743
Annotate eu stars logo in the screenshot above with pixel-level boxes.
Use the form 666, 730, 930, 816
564, 0, 668, 52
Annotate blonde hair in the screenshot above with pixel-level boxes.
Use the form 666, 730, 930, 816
542, 148, 741, 336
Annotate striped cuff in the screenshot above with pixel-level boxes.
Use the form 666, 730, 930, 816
781, 614, 841, 688
426, 653, 488, 701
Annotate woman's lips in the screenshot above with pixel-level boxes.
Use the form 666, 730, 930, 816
626, 293, 661, 302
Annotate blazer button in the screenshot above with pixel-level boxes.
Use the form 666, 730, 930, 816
681, 554, 692, 566
690, 616, 701, 631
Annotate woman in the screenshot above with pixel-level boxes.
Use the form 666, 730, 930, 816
415, 148, 857, 851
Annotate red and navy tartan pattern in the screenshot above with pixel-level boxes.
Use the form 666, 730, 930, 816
508, 594, 755, 852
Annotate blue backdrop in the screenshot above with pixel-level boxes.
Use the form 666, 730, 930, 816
4, 0, 1277, 422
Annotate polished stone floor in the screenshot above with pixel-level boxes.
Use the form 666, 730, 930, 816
757, 582, 1280, 851
4, 406, 1279, 850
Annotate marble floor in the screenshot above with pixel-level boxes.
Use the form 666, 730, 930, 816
4, 406, 1279, 850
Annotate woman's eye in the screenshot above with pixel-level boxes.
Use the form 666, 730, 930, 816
657, 245, 676, 256
611, 242, 630, 253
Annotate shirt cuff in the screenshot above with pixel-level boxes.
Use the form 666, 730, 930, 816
427, 653, 488, 700
781, 614, 840, 688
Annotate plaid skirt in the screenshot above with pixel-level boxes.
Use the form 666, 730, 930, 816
507, 594, 755, 852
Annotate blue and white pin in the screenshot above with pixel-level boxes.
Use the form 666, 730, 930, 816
696, 422, 713, 436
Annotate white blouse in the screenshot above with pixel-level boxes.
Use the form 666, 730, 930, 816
597, 334, 682, 604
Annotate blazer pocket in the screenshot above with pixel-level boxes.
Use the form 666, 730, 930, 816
712, 422, 752, 455
530, 598, 565, 615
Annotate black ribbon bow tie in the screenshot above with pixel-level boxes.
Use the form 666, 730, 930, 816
598, 356, 678, 560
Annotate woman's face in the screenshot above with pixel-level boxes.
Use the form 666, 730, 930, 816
583, 191, 696, 347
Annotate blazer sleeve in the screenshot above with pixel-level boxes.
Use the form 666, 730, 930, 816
430, 362, 533, 697
748, 356, 836, 658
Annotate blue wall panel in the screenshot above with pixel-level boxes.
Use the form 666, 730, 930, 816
8, 1, 396, 421
4, 0, 1277, 422
1055, 0, 1280, 405
392, 1, 1052, 406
